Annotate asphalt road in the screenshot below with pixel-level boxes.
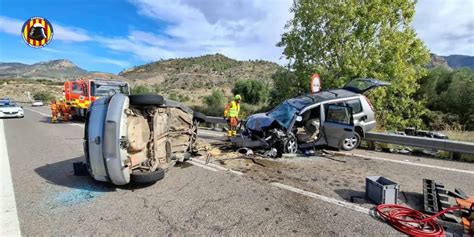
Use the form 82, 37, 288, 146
1, 106, 473, 236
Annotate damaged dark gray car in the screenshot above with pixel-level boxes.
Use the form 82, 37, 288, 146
232, 78, 390, 156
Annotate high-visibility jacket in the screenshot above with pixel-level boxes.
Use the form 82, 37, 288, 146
224, 100, 240, 118
51, 103, 58, 111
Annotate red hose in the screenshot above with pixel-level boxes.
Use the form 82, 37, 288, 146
375, 204, 463, 237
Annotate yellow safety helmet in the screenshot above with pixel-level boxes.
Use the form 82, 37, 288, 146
235, 94, 242, 100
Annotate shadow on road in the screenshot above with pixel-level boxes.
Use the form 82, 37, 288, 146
34, 156, 156, 193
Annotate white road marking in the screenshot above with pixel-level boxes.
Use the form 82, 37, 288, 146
0, 120, 22, 236
190, 158, 243, 175
23, 108, 85, 128
198, 130, 224, 136
186, 160, 219, 172
271, 182, 370, 215
70, 123, 85, 128
191, 156, 373, 215
23, 107, 49, 117
337, 152, 474, 175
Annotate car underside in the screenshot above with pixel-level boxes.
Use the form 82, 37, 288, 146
124, 99, 195, 173
82, 94, 202, 185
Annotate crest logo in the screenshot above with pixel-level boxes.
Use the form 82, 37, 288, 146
21, 17, 54, 48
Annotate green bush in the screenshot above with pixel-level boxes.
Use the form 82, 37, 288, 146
201, 90, 226, 116
418, 67, 474, 130
33, 91, 54, 102
232, 79, 269, 104
131, 85, 153, 94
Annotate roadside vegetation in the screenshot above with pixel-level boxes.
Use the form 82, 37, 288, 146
417, 67, 474, 131
32, 91, 54, 102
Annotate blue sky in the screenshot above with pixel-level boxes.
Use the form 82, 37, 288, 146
0, 0, 473, 74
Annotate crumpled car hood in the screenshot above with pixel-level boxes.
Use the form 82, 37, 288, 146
245, 113, 276, 132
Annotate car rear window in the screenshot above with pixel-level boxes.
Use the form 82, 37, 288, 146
345, 99, 362, 114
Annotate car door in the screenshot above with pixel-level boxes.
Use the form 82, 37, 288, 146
321, 105, 355, 149
343, 78, 391, 94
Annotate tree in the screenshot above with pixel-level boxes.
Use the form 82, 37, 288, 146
277, 0, 431, 129
202, 89, 226, 116
269, 69, 299, 106
419, 67, 474, 129
232, 79, 269, 104
33, 91, 53, 102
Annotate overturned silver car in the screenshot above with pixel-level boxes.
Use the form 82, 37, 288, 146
80, 94, 205, 185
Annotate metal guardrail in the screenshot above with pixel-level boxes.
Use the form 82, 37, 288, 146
365, 132, 474, 155
203, 116, 474, 155
204, 116, 227, 124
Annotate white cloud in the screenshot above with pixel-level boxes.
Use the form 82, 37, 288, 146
54, 25, 91, 42
0, 16, 22, 35
413, 0, 474, 56
0, 16, 91, 42
99, 0, 293, 63
91, 57, 130, 68
38, 45, 129, 68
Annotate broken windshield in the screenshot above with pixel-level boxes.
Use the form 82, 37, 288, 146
267, 101, 298, 128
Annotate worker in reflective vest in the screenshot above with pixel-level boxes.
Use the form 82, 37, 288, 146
58, 98, 70, 122
50, 99, 58, 123
224, 95, 241, 137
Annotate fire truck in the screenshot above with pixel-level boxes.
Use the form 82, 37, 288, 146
63, 78, 130, 118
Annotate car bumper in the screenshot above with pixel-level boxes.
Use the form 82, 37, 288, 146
103, 94, 130, 185
85, 94, 130, 185
0, 113, 24, 118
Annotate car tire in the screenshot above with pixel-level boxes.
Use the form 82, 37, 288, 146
129, 95, 165, 106
283, 133, 298, 154
341, 132, 361, 151
131, 169, 165, 184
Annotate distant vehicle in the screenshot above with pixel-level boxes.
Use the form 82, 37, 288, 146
0, 102, 24, 118
234, 78, 390, 155
0, 97, 11, 104
80, 94, 206, 185
31, 100, 44, 107
63, 78, 130, 119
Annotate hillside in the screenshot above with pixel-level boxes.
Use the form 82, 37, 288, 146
0, 59, 87, 80
428, 54, 450, 68
442, 55, 474, 70
120, 54, 282, 100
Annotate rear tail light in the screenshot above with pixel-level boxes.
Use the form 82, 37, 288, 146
364, 95, 375, 112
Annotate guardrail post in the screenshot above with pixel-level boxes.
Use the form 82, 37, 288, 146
450, 152, 461, 161
367, 141, 376, 150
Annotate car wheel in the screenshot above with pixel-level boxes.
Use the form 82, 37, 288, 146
129, 95, 165, 106
283, 133, 298, 154
131, 169, 165, 184
341, 132, 361, 151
